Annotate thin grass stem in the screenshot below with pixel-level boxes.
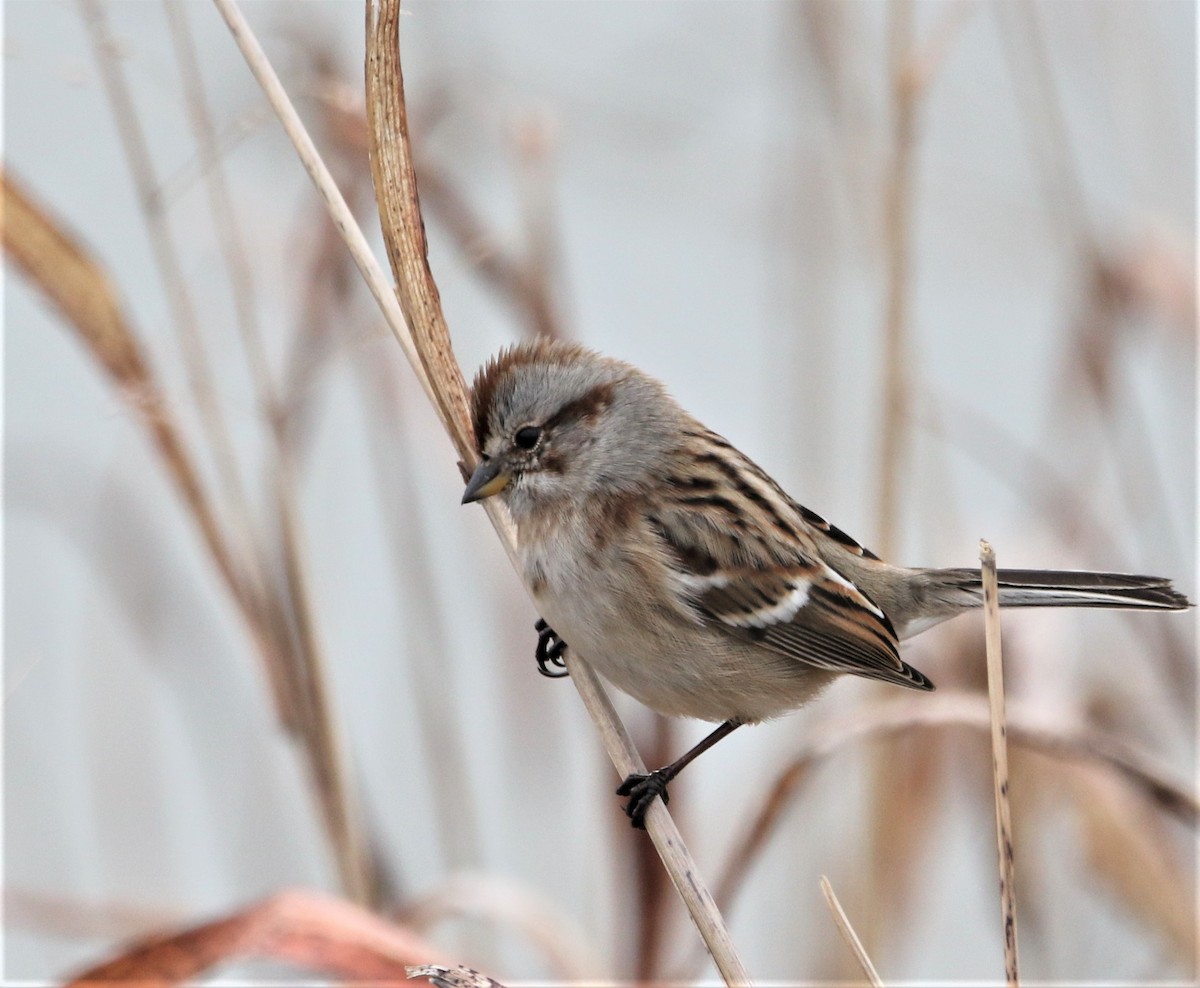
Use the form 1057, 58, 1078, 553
819, 875, 883, 987
78, 0, 258, 577
980, 540, 1020, 987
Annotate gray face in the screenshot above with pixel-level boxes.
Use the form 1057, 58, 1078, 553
465, 342, 683, 517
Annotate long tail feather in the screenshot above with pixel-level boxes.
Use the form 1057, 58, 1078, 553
937, 568, 1192, 611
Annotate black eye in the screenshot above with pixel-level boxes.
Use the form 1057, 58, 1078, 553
514, 426, 541, 450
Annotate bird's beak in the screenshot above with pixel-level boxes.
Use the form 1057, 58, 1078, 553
462, 458, 511, 504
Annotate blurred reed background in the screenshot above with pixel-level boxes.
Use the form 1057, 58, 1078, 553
5, 0, 1195, 983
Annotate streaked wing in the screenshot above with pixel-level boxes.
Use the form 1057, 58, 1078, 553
695, 566, 933, 690
650, 433, 933, 691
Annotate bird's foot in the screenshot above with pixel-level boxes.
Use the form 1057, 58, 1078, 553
616, 769, 673, 829
534, 618, 569, 678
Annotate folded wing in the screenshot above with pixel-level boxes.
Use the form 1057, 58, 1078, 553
648, 501, 934, 692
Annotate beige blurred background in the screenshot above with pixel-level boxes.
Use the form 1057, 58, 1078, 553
6, 0, 1196, 983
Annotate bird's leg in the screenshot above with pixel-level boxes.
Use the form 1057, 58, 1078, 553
616, 719, 742, 828
534, 618, 570, 678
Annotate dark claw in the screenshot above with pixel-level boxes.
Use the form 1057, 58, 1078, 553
534, 618, 569, 678
616, 770, 672, 829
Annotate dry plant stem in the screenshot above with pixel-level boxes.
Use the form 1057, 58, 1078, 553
634, 712, 676, 981
994, 0, 1092, 256
407, 965, 507, 988
876, 0, 917, 560
417, 166, 561, 340
166, 0, 373, 907
677, 689, 1197, 980
77, 0, 257, 575
510, 115, 567, 339
860, 0, 922, 962
275, 464, 376, 907
3, 171, 309, 746
819, 876, 883, 988
357, 352, 485, 875
162, 0, 272, 399
210, 0, 434, 407
980, 542, 1020, 986
998, 3, 1186, 581
564, 652, 752, 987
1, 176, 227, 588
363, 1, 474, 456
215, 1, 751, 982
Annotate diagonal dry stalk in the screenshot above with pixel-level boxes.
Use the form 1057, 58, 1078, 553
670, 687, 1196, 979
2, 174, 236, 599
5, 160, 374, 905
76, 0, 376, 905
980, 541, 1020, 986
819, 875, 883, 988
213, 0, 752, 983
76, 0, 257, 578
1, 170, 300, 729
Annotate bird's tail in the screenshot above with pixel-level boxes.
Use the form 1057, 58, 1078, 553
932, 568, 1191, 611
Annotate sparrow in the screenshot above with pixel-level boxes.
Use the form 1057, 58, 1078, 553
462, 339, 1190, 827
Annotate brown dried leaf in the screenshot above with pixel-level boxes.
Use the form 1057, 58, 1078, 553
365, 0, 475, 460
3, 170, 150, 394
66, 889, 442, 987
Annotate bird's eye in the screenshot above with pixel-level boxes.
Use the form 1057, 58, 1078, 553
514, 426, 541, 450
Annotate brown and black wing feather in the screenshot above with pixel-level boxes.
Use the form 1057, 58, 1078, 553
691, 567, 933, 690
651, 435, 934, 692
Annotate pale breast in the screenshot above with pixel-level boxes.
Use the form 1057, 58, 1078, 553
517, 513, 833, 723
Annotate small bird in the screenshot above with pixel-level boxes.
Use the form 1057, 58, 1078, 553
462, 339, 1190, 828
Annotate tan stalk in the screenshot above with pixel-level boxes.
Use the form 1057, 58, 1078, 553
0, 172, 298, 726
876, 0, 917, 560
510, 113, 567, 339
673, 687, 1195, 980
162, 0, 373, 907
213, 0, 752, 982
858, 0, 926, 963
819, 876, 883, 988
355, 350, 486, 877
980, 541, 1020, 987
77, 0, 257, 575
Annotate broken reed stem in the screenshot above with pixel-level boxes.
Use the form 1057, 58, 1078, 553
980, 541, 1020, 987
819, 876, 883, 988
215, 1, 751, 982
